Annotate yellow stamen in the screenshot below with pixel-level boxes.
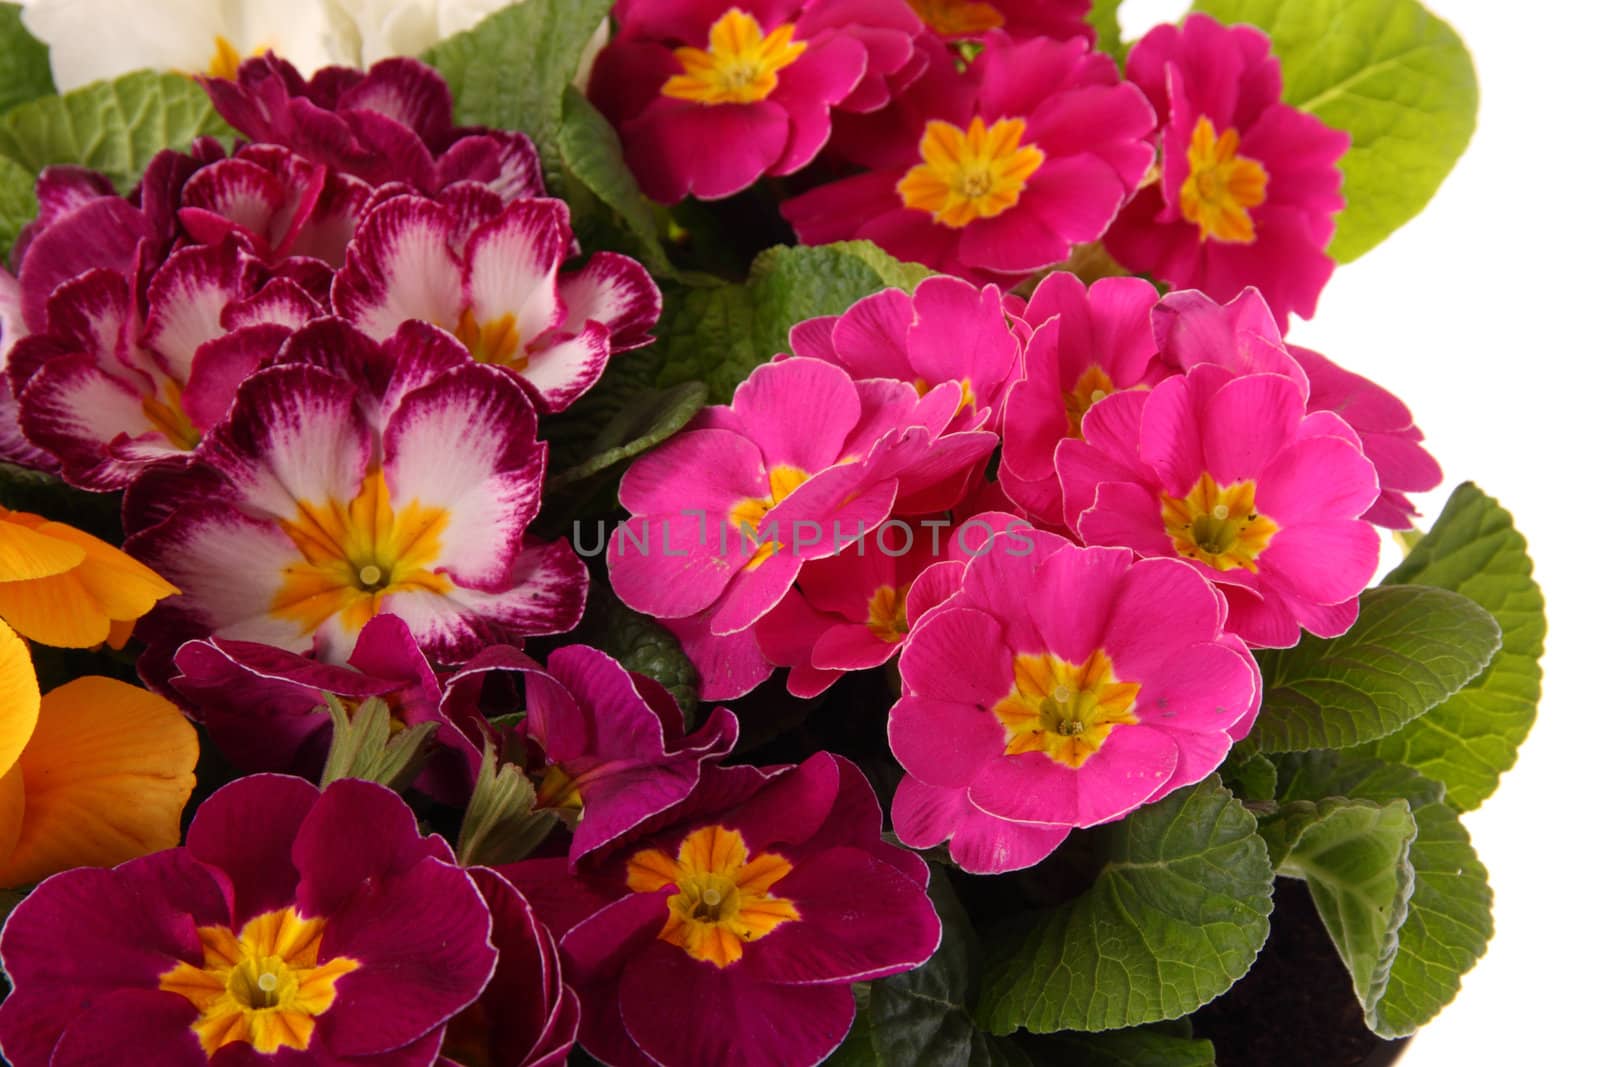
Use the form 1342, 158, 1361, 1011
729, 464, 810, 571
626, 825, 800, 968
866, 584, 911, 644
1062, 364, 1117, 439
158, 908, 359, 1056
455, 309, 524, 369
1161, 472, 1279, 572
141, 376, 202, 451
661, 9, 807, 106
898, 116, 1045, 229
992, 650, 1141, 768
270, 469, 453, 636
908, 0, 1005, 36
1179, 116, 1268, 244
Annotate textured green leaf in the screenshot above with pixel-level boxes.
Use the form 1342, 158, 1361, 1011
1257, 797, 1417, 1013
0, 4, 53, 116
591, 586, 699, 719
977, 776, 1272, 1033
1272, 753, 1491, 1036
421, 0, 612, 197
546, 381, 706, 492
1250, 585, 1500, 752
0, 151, 35, 261
556, 87, 670, 272
655, 241, 931, 403
0, 71, 228, 192
1025, 1028, 1216, 1067
1087, 1, 1126, 63
1218, 746, 1276, 802
831, 868, 1030, 1067
1364, 483, 1545, 809
1193, 0, 1477, 262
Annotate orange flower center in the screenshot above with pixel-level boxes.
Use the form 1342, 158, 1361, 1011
1161, 472, 1279, 572
908, 0, 1006, 36
661, 8, 807, 106
141, 376, 202, 451
992, 650, 1141, 769
158, 907, 360, 1056
1062, 363, 1116, 439
270, 469, 453, 637
866, 583, 910, 644
455, 309, 525, 369
1179, 116, 1268, 244
898, 116, 1045, 229
729, 464, 809, 570
626, 825, 800, 968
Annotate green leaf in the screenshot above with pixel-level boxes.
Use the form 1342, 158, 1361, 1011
1363, 484, 1545, 809
830, 868, 1030, 1067
1257, 797, 1417, 1013
1218, 746, 1276, 802
456, 745, 559, 867
420, 0, 613, 197
1024, 1029, 1217, 1067
546, 381, 706, 492
1249, 585, 1500, 752
977, 776, 1272, 1033
0, 71, 228, 192
590, 586, 699, 720
1272, 753, 1491, 1036
0, 151, 36, 263
557, 86, 671, 273
655, 241, 932, 403
1087, 1, 1127, 64
0, 4, 53, 116
1192, 0, 1477, 262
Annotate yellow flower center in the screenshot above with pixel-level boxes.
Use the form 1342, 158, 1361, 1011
142, 376, 202, 451
271, 469, 454, 637
898, 116, 1046, 229
992, 650, 1141, 769
158, 907, 360, 1057
908, 0, 1006, 35
1063, 364, 1117, 439
626, 825, 800, 968
1161, 472, 1279, 572
729, 464, 810, 570
455, 309, 524, 369
1179, 116, 1268, 244
866, 583, 910, 644
661, 8, 807, 106
203, 36, 269, 80
534, 763, 584, 813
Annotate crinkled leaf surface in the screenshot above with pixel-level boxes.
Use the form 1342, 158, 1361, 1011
590, 586, 700, 721
1275, 753, 1491, 1036
1257, 797, 1417, 1014
1025, 1028, 1217, 1067
830, 868, 1030, 1067
557, 86, 671, 272
1250, 585, 1500, 752
1193, 0, 1477, 262
0, 3, 53, 116
977, 776, 1272, 1033
0, 151, 33, 262
546, 381, 706, 491
1363, 483, 1545, 809
0, 71, 228, 192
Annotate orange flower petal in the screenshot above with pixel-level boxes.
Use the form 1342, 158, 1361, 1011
0, 764, 24, 866
0, 571, 113, 647
0, 516, 87, 581
0, 621, 39, 775
0, 676, 198, 887
35, 519, 178, 619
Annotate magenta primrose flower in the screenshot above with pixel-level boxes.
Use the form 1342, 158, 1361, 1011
204, 55, 544, 199
125, 319, 587, 677
590, 0, 923, 203
332, 191, 661, 413
0, 775, 497, 1066
607, 355, 995, 641
1103, 13, 1350, 327
889, 540, 1262, 874
441, 643, 740, 864
170, 613, 483, 803
503, 753, 941, 1067
782, 32, 1155, 282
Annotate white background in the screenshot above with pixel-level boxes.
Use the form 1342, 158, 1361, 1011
1118, 1, 1599, 1060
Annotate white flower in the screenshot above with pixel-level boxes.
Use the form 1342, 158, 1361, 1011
321, 0, 519, 66
20, 0, 356, 89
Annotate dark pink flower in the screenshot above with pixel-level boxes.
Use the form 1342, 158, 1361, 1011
1102, 14, 1350, 327
904, 0, 1091, 41
0, 775, 497, 1066
591, 0, 924, 202
502, 753, 940, 1067
440, 643, 739, 864
782, 32, 1154, 282
204, 55, 544, 199
889, 539, 1261, 873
